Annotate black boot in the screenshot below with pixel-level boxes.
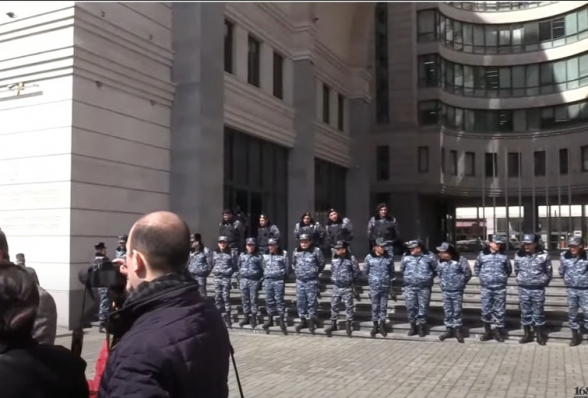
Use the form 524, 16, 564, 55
308, 318, 316, 334
224, 314, 232, 329
494, 327, 504, 343
262, 316, 274, 330
439, 327, 452, 342
407, 322, 417, 336
370, 321, 379, 338
279, 317, 288, 335
325, 321, 338, 337
535, 325, 546, 346
251, 314, 258, 329
455, 327, 464, 343
418, 323, 427, 338
379, 320, 388, 337
479, 323, 492, 341
519, 325, 533, 344
295, 318, 307, 333
239, 314, 250, 328
570, 329, 582, 347
346, 321, 353, 337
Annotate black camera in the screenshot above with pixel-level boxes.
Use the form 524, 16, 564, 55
79, 257, 126, 289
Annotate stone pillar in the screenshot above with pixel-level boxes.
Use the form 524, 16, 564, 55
346, 98, 371, 254
287, 60, 316, 251
170, 3, 225, 249
522, 198, 539, 233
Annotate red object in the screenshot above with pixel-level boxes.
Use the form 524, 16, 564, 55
87, 339, 109, 395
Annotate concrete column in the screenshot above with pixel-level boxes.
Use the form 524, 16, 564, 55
522, 198, 539, 233
288, 60, 316, 251
170, 3, 225, 249
346, 98, 371, 254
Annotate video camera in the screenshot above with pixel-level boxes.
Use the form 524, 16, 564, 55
79, 257, 126, 290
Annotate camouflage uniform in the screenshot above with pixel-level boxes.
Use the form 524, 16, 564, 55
474, 246, 512, 329
514, 248, 552, 327
330, 252, 360, 321
257, 223, 280, 255
364, 251, 395, 321
400, 248, 437, 326
326, 216, 354, 257
262, 248, 290, 321
559, 247, 588, 331
437, 254, 472, 327
188, 246, 212, 297
293, 219, 325, 248
219, 216, 245, 258
212, 246, 238, 316
292, 245, 325, 321
237, 251, 264, 316
367, 214, 399, 257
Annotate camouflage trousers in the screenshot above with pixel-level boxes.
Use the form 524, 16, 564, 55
98, 288, 111, 325
330, 285, 354, 321
193, 275, 207, 297
239, 278, 261, 315
441, 290, 464, 327
404, 286, 431, 325
369, 284, 389, 321
296, 279, 319, 320
480, 287, 506, 328
519, 287, 546, 327
214, 277, 232, 315
567, 288, 588, 330
264, 279, 286, 318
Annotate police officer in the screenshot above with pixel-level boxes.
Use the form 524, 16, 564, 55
188, 233, 212, 297
219, 209, 245, 258
292, 234, 325, 334
115, 235, 127, 258
293, 212, 325, 248
257, 214, 280, 255
367, 203, 400, 257
474, 235, 512, 342
325, 209, 354, 257
515, 233, 552, 346
401, 240, 437, 337
436, 242, 472, 343
261, 238, 289, 334
93, 242, 110, 333
364, 238, 395, 338
212, 236, 238, 329
325, 241, 360, 338
559, 236, 588, 346
237, 238, 264, 329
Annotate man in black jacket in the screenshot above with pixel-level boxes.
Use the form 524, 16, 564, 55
99, 211, 230, 398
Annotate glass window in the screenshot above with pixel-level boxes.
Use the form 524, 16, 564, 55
473, 25, 485, 53
568, 57, 580, 89
418, 54, 438, 87
512, 66, 525, 96
463, 24, 473, 52
453, 21, 463, 51
417, 10, 436, 41
534, 151, 546, 176
465, 152, 475, 176
463, 65, 474, 95
539, 20, 552, 42
322, 84, 330, 124
582, 146, 588, 171
337, 94, 345, 131
512, 24, 523, 52
513, 110, 527, 132
540, 62, 553, 94
247, 35, 261, 87
525, 22, 539, 49
499, 26, 511, 53
454, 64, 463, 94
497, 110, 513, 132
485, 153, 498, 177
450, 150, 458, 176
376, 146, 390, 181
527, 109, 541, 131
224, 20, 234, 74
580, 54, 588, 86
566, 12, 578, 36
418, 146, 429, 173
508, 152, 520, 177
552, 17, 565, 40
418, 101, 439, 125
485, 25, 498, 53
273, 52, 284, 99
570, 103, 580, 120
579, 9, 588, 34
526, 64, 539, 95
560, 148, 569, 175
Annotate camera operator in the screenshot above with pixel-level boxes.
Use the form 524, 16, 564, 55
98, 211, 230, 398
93, 242, 112, 333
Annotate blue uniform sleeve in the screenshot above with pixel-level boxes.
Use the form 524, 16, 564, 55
351, 256, 360, 281
400, 255, 407, 273
315, 223, 326, 245
474, 252, 482, 276
544, 253, 553, 286
364, 255, 371, 276
461, 257, 472, 284
271, 225, 281, 242
558, 253, 566, 277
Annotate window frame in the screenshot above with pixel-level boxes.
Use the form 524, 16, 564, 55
272, 51, 284, 99
322, 84, 331, 124
247, 34, 261, 87
224, 20, 234, 74
534, 150, 546, 176
464, 151, 475, 176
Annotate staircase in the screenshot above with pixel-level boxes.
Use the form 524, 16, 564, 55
205, 262, 582, 344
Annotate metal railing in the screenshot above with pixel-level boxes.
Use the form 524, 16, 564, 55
446, 2, 557, 12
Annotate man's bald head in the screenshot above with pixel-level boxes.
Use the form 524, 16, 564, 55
128, 211, 191, 272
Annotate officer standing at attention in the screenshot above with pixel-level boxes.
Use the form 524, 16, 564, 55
401, 240, 437, 337
293, 212, 325, 248
261, 238, 289, 334
474, 236, 512, 342
364, 238, 396, 338
237, 238, 264, 329
292, 234, 325, 334
515, 233, 552, 346
115, 235, 127, 258
559, 236, 588, 346
94, 242, 110, 333
212, 236, 238, 329
324, 241, 360, 338
188, 233, 212, 297
325, 209, 354, 257
436, 242, 472, 343
367, 203, 400, 257
257, 214, 280, 255
219, 209, 245, 259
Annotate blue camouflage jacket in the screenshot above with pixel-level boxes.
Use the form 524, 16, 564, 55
364, 252, 395, 288
400, 252, 437, 287
294, 222, 325, 246
211, 249, 238, 278
514, 249, 553, 287
262, 249, 290, 280
330, 253, 360, 288
559, 250, 588, 289
292, 246, 325, 282
188, 247, 212, 277
474, 247, 512, 289
236, 252, 264, 281
436, 255, 472, 292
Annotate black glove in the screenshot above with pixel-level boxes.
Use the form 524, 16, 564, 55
388, 286, 396, 301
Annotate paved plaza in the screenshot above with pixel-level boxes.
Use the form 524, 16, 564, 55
56, 328, 588, 398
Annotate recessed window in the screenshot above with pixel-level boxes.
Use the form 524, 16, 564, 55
465, 152, 475, 176
224, 20, 234, 74
582, 146, 588, 171
247, 35, 261, 87
560, 148, 569, 175
508, 152, 520, 177
273, 52, 284, 99
418, 54, 438, 87
375, 3, 389, 124
534, 151, 546, 176
417, 9, 437, 42
418, 101, 439, 126
322, 84, 330, 124
440, 147, 445, 174
376, 146, 390, 181
337, 94, 345, 131
450, 150, 458, 176
485, 153, 497, 177
418, 146, 429, 173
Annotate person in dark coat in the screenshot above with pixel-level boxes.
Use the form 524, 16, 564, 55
0, 233, 89, 397
99, 211, 230, 398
